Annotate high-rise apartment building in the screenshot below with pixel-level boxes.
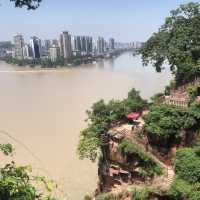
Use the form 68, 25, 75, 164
52, 39, 59, 46
44, 40, 51, 50
43, 39, 51, 56
80, 36, 86, 53
23, 44, 32, 59
85, 36, 93, 54
59, 31, 72, 60
97, 37, 105, 55
30, 36, 41, 59
72, 36, 93, 55
49, 44, 60, 62
13, 34, 24, 59
74, 36, 82, 53
109, 38, 115, 50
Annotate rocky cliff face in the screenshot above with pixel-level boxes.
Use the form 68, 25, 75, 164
96, 116, 175, 199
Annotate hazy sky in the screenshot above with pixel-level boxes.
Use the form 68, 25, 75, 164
0, 0, 194, 42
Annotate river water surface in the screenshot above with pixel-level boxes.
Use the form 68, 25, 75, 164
0, 53, 171, 199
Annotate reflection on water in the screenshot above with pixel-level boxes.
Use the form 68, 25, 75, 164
0, 53, 171, 199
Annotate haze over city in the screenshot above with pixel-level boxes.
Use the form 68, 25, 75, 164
0, 0, 193, 42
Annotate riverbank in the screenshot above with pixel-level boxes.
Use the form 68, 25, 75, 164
2, 49, 133, 69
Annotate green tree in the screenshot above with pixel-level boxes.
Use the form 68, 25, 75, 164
168, 145, 200, 200
150, 93, 165, 105
10, 0, 42, 9
144, 104, 198, 146
0, 143, 59, 200
78, 88, 146, 161
132, 188, 151, 200
174, 147, 200, 183
168, 179, 192, 200
139, 2, 200, 84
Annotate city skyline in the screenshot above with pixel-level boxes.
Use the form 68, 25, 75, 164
9, 31, 139, 62
2, 31, 141, 44
0, 0, 192, 42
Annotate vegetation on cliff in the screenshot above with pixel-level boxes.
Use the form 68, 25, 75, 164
167, 145, 200, 199
78, 88, 147, 161
119, 139, 162, 178
143, 103, 200, 146
174, 145, 200, 183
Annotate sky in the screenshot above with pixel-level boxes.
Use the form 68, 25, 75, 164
0, 0, 196, 42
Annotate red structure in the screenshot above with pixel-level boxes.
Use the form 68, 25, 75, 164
126, 112, 141, 121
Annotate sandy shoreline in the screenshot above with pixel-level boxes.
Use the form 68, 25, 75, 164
0, 69, 69, 73
0, 60, 96, 73
0, 61, 72, 73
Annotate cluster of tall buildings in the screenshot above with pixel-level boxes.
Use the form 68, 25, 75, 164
10, 31, 140, 62
72, 36, 93, 56
13, 35, 42, 60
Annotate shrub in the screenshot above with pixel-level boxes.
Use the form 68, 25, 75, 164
119, 139, 162, 177
83, 195, 92, 200
131, 188, 151, 200
144, 104, 198, 146
0, 143, 59, 200
174, 147, 200, 183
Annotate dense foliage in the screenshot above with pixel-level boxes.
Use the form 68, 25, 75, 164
4, 56, 90, 68
0, 143, 13, 156
139, 2, 200, 84
78, 88, 147, 161
186, 84, 200, 102
94, 188, 153, 200
168, 178, 200, 200
0, 143, 58, 200
150, 93, 165, 105
119, 139, 162, 178
143, 103, 200, 146
131, 188, 152, 200
168, 145, 200, 200
174, 146, 200, 183
10, 0, 42, 9
95, 190, 130, 200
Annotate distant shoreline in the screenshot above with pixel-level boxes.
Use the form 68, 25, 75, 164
0, 60, 71, 73
0, 50, 135, 71
0, 51, 135, 73
0, 59, 97, 73
0, 69, 69, 73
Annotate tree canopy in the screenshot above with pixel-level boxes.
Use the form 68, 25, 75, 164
168, 145, 200, 200
10, 0, 42, 9
168, 178, 200, 200
139, 2, 200, 84
174, 146, 200, 183
143, 103, 200, 146
78, 88, 147, 161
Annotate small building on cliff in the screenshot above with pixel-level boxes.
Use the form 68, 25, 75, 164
165, 91, 190, 107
